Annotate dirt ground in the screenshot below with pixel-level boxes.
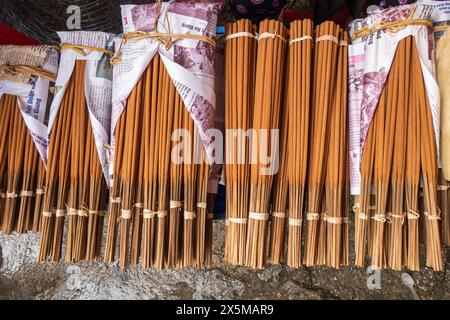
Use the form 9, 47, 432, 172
0, 221, 449, 300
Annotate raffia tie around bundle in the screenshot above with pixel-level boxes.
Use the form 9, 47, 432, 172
60, 43, 113, 57
42, 210, 53, 218
387, 213, 405, 225
272, 212, 286, 219
0, 64, 57, 82
407, 208, 420, 220
110, 197, 121, 204
424, 209, 442, 221
119, 209, 132, 220
197, 202, 207, 209
5, 192, 18, 198
77, 209, 88, 217
248, 211, 269, 221
67, 208, 78, 216
225, 31, 287, 43
351, 19, 432, 41
143, 209, 156, 219
322, 212, 349, 225
226, 217, 247, 226
35, 188, 46, 195
20, 190, 34, 197
170, 200, 183, 209
288, 218, 302, 227
110, 30, 216, 65
371, 213, 387, 223
184, 211, 196, 220
56, 209, 66, 217
157, 211, 167, 218
306, 212, 320, 221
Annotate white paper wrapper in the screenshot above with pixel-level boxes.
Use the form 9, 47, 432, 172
50, 31, 114, 186
0, 45, 59, 165
348, 3, 440, 194
111, 1, 223, 176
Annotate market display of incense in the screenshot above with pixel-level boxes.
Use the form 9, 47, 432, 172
3, 2, 450, 276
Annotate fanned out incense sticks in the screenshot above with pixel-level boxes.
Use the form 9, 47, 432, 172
224, 19, 256, 266
355, 36, 443, 271
38, 59, 108, 263
245, 19, 287, 269
286, 19, 313, 268
106, 52, 213, 270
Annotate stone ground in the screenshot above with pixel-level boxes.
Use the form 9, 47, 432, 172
0, 221, 449, 300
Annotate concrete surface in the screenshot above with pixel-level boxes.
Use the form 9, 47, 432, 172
0, 221, 449, 300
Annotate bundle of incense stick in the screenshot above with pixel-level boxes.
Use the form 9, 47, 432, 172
107, 52, 213, 270
117, 65, 144, 270
224, 19, 256, 266
166, 76, 184, 268
356, 37, 443, 271
15, 123, 40, 234
38, 64, 74, 262
286, 19, 313, 268
245, 19, 287, 269
181, 100, 199, 269
268, 87, 289, 265
38, 60, 108, 263
304, 21, 341, 267
324, 29, 349, 268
